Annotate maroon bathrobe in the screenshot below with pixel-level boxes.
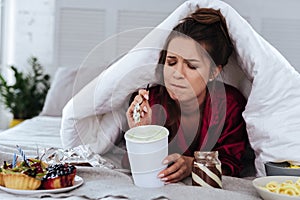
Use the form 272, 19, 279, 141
147, 81, 249, 177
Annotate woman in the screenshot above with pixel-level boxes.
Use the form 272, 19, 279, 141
126, 8, 251, 183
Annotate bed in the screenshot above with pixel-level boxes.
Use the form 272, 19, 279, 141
0, 116, 261, 199
1, 0, 300, 199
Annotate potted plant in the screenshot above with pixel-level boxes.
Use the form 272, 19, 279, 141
0, 57, 50, 127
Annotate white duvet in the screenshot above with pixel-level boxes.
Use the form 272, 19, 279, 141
61, 0, 300, 176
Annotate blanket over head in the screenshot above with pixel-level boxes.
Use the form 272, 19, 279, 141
61, 0, 300, 176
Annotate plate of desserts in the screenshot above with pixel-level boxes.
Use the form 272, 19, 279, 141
0, 146, 83, 194
0, 175, 83, 195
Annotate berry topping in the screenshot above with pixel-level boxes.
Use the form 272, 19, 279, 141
41, 163, 77, 189
42, 164, 76, 180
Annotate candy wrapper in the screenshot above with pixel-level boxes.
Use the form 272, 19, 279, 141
39, 145, 115, 169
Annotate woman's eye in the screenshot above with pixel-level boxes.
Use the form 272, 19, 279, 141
188, 64, 197, 70
167, 61, 176, 66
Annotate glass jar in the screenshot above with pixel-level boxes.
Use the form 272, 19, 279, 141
192, 151, 222, 188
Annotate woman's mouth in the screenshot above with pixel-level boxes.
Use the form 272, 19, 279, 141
170, 83, 186, 89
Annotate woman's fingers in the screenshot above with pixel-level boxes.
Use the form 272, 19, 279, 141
132, 89, 149, 111
126, 89, 151, 128
138, 89, 149, 101
127, 92, 146, 115
133, 94, 143, 105
158, 154, 193, 184
160, 155, 186, 182
162, 154, 181, 165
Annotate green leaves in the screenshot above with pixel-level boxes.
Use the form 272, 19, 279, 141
0, 57, 50, 119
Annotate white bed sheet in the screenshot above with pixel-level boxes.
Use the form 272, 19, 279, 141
0, 116, 62, 162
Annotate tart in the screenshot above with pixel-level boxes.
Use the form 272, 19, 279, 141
2, 159, 47, 190
0, 168, 4, 186
42, 163, 76, 189
0, 161, 12, 187
3, 173, 41, 190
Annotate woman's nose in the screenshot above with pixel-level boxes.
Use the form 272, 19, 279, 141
173, 62, 185, 78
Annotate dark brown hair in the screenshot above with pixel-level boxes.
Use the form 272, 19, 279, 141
158, 8, 233, 67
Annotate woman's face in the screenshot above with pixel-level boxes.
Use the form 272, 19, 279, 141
164, 37, 213, 104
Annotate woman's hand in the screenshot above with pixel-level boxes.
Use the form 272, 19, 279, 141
158, 153, 194, 184
126, 89, 151, 128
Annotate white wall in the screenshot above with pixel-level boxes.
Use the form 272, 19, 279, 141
1, 0, 55, 77
0, 0, 55, 129
223, 0, 300, 72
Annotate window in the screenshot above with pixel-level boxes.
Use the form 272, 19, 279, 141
54, 0, 186, 69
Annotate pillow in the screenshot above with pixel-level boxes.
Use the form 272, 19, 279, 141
40, 66, 104, 116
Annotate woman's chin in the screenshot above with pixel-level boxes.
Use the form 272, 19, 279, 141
167, 88, 195, 102
170, 93, 188, 102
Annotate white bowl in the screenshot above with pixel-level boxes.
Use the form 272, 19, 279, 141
252, 176, 300, 200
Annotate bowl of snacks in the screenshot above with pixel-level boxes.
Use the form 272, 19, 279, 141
265, 162, 300, 176
253, 176, 300, 200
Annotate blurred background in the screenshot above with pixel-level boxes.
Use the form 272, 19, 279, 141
0, 0, 299, 128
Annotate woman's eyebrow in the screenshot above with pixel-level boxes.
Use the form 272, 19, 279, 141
185, 58, 201, 63
167, 54, 201, 63
166, 55, 177, 59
